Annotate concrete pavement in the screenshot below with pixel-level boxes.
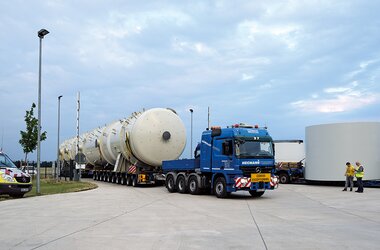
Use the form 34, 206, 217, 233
0, 181, 379, 250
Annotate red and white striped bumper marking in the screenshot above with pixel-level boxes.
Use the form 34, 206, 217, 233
128, 165, 136, 174
270, 176, 279, 189
234, 177, 251, 188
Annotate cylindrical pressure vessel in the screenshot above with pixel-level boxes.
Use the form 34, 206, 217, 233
82, 127, 106, 166
305, 122, 380, 181
69, 108, 186, 168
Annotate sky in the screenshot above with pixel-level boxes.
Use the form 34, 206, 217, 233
0, 0, 379, 161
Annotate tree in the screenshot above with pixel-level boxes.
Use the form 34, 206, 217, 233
19, 103, 47, 167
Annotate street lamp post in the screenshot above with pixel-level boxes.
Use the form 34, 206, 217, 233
37, 29, 49, 194
189, 109, 193, 158
56, 95, 62, 180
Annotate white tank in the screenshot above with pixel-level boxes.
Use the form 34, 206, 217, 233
75, 108, 186, 167
60, 138, 75, 162
82, 127, 106, 166
305, 122, 380, 181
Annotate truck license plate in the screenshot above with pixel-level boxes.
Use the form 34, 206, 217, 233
21, 188, 29, 192
251, 173, 271, 182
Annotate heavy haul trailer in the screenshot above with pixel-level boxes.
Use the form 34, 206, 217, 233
162, 124, 279, 198
59, 108, 186, 186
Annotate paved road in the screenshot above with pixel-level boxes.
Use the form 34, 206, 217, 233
1, 181, 379, 250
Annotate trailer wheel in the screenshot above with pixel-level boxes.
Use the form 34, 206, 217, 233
188, 176, 200, 195
249, 190, 265, 197
214, 177, 229, 198
126, 175, 132, 186
176, 175, 187, 193
166, 175, 176, 193
93, 172, 97, 180
132, 176, 138, 187
279, 173, 290, 184
120, 175, 126, 185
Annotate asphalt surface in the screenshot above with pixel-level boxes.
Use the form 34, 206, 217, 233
1, 180, 379, 250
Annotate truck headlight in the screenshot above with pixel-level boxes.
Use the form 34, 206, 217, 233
2, 175, 15, 183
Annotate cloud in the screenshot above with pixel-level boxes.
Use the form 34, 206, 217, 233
292, 82, 379, 113
241, 73, 254, 81
236, 20, 301, 50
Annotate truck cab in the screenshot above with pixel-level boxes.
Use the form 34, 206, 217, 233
163, 124, 279, 198
0, 152, 32, 198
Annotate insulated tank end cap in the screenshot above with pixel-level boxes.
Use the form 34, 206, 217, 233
162, 131, 171, 141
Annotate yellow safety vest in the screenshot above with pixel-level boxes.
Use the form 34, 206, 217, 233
355, 166, 364, 178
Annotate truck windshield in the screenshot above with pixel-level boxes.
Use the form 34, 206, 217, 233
235, 140, 273, 158
0, 153, 18, 168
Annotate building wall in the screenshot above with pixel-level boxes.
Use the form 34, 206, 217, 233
305, 122, 380, 181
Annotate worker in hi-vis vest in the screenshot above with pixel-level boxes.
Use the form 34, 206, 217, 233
355, 162, 364, 193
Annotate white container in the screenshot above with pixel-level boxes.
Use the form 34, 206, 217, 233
274, 141, 305, 163
82, 127, 106, 166
78, 108, 186, 167
305, 122, 380, 181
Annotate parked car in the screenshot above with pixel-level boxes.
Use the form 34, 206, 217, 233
22, 166, 37, 175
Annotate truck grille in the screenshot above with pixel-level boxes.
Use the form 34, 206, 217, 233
240, 166, 273, 177
15, 176, 30, 183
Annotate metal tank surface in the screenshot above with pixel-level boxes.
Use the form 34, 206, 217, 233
61, 108, 186, 168
81, 127, 106, 166
96, 108, 186, 167
305, 122, 380, 181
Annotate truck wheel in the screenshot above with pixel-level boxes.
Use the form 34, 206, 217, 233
120, 175, 126, 185
166, 175, 176, 193
279, 173, 290, 184
126, 175, 132, 186
93, 172, 97, 180
132, 176, 138, 187
249, 190, 265, 197
188, 176, 200, 195
176, 175, 187, 193
214, 177, 229, 198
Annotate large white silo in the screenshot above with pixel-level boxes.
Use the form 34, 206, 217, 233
305, 122, 380, 181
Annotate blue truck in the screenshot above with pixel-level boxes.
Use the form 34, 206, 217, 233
162, 124, 279, 198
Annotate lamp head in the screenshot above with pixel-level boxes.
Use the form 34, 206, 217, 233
38, 29, 50, 38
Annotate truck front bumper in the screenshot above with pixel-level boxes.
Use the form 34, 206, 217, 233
0, 184, 32, 195
231, 175, 279, 192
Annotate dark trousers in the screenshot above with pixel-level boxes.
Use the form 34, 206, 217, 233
356, 177, 364, 192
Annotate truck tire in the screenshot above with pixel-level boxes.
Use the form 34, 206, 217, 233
279, 173, 290, 184
176, 175, 187, 193
188, 176, 200, 195
120, 175, 126, 185
126, 175, 132, 186
214, 177, 230, 198
132, 176, 138, 187
93, 172, 97, 180
249, 190, 265, 197
166, 175, 176, 193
